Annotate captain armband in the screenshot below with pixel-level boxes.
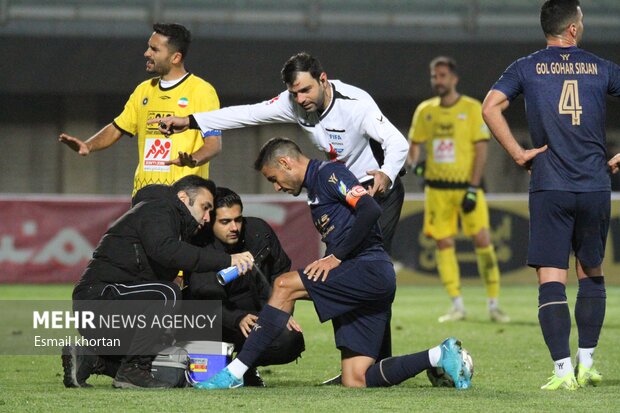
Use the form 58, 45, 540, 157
345, 185, 368, 208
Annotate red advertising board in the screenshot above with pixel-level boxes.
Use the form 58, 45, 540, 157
0, 195, 320, 283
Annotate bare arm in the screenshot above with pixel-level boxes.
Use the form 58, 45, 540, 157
407, 142, 421, 168
58, 123, 123, 156
193, 136, 222, 165
470, 141, 488, 187
482, 90, 547, 169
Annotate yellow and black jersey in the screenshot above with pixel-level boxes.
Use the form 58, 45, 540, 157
114, 73, 220, 195
408, 95, 489, 184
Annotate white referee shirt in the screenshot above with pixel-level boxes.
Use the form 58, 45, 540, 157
192, 80, 408, 185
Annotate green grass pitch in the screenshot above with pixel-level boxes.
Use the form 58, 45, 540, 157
0, 284, 618, 412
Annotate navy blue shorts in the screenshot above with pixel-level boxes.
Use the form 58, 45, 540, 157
299, 252, 396, 359
528, 191, 610, 269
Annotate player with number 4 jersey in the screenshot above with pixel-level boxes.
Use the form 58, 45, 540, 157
488, 33, 620, 193
483, 0, 620, 390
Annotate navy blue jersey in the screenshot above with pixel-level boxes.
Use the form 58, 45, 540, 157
492, 46, 620, 192
302, 159, 383, 257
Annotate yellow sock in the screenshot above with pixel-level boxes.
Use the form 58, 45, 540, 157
436, 247, 460, 298
476, 245, 500, 299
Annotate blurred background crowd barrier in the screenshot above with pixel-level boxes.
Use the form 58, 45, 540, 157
3, 194, 620, 285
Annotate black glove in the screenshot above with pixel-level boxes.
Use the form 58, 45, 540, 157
461, 186, 478, 213
411, 160, 426, 177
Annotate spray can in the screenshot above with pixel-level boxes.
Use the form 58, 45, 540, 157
217, 266, 239, 285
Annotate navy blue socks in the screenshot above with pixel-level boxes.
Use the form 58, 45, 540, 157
575, 276, 606, 348
236, 304, 290, 367
538, 282, 571, 361
365, 351, 432, 387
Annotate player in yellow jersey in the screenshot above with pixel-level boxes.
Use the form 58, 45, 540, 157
407, 56, 509, 323
58, 23, 221, 197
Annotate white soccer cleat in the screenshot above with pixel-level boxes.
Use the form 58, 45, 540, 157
438, 308, 466, 323
489, 307, 510, 323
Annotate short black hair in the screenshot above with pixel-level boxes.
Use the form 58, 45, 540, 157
172, 175, 215, 205
254, 137, 303, 171
430, 56, 458, 75
281, 52, 324, 85
153, 23, 192, 59
215, 187, 243, 212
540, 0, 581, 37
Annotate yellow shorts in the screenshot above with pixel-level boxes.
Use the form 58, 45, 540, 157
423, 186, 490, 240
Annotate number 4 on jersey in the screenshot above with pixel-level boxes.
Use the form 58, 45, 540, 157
558, 80, 582, 125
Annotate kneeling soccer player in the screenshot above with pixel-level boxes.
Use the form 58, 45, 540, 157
195, 137, 472, 389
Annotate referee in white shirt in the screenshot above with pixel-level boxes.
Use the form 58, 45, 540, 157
152, 52, 408, 253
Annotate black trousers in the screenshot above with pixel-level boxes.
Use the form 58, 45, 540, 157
223, 325, 305, 367
73, 280, 181, 363
374, 176, 405, 255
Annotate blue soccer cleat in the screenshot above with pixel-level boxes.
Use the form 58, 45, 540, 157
438, 337, 472, 389
193, 367, 244, 390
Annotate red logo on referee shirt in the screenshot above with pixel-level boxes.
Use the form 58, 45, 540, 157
145, 139, 171, 159
327, 144, 338, 160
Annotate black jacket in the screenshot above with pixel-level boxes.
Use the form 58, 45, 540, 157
188, 217, 291, 330
77, 185, 230, 285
